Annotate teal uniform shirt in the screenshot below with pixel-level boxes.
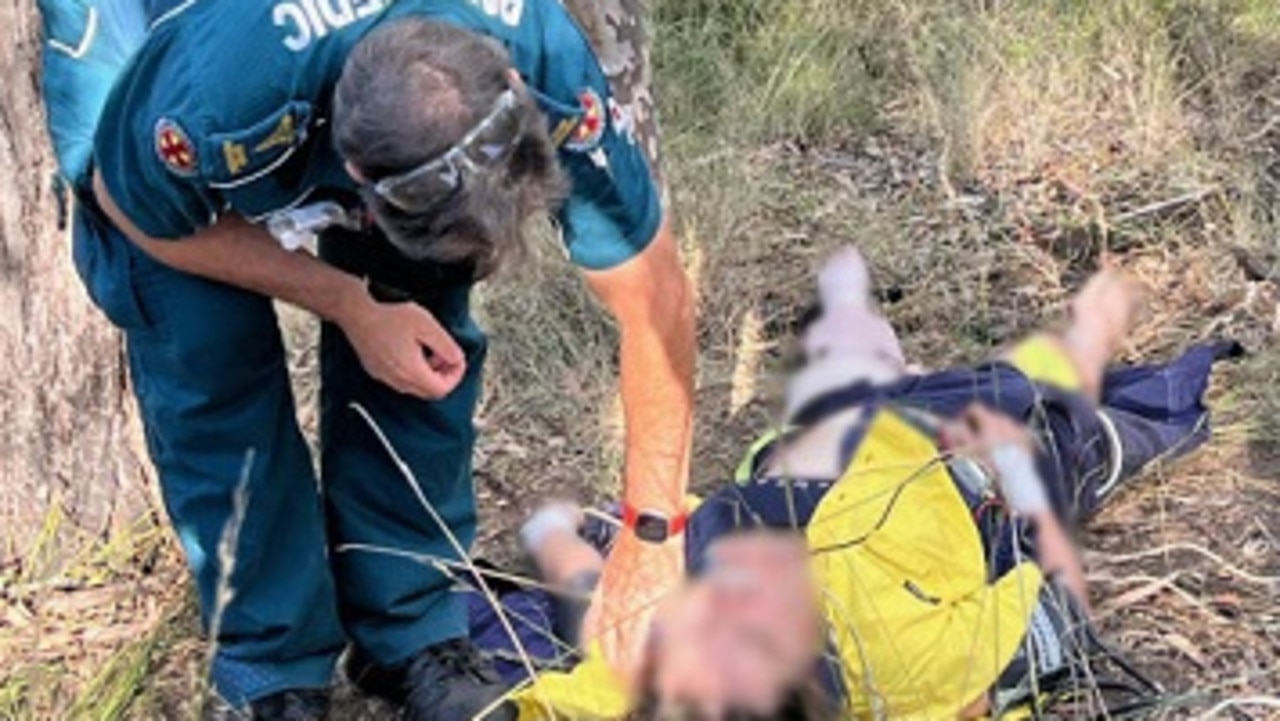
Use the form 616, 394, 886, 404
94, 0, 663, 271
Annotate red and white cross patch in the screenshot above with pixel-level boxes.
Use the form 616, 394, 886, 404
154, 118, 198, 177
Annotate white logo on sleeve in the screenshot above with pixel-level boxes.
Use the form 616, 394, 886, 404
275, 0, 385, 52
469, 0, 523, 26
608, 98, 636, 144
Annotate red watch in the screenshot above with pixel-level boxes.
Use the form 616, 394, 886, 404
622, 504, 688, 544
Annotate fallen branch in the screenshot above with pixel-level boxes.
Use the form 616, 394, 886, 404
1109, 187, 1216, 224
1094, 572, 1181, 620
1092, 542, 1280, 590
1194, 696, 1280, 720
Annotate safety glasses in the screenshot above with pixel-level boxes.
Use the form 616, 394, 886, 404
372, 88, 525, 213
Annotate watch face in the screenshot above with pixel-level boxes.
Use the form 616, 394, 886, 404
634, 512, 670, 543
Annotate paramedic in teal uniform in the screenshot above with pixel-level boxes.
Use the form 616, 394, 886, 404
79, 0, 695, 717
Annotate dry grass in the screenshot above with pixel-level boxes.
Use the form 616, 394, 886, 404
4, 0, 1279, 717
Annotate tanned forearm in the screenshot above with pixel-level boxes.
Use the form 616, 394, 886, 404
586, 222, 695, 513
617, 280, 695, 511
93, 170, 367, 324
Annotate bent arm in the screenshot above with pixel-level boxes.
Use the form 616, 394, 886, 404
1028, 509, 1089, 609
584, 220, 695, 514
983, 423, 1090, 607
93, 169, 367, 324
94, 170, 467, 398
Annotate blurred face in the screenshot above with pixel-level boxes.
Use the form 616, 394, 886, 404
644, 533, 821, 719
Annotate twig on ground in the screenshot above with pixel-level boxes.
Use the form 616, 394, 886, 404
1109, 188, 1216, 225
1240, 114, 1280, 144
337, 543, 591, 602
1092, 573, 1181, 620
1091, 542, 1280, 590
1093, 572, 1228, 623
1193, 696, 1280, 720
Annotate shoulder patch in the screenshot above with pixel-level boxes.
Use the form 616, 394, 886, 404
564, 88, 606, 152
224, 141, 249, 176
155, 118, 198, 177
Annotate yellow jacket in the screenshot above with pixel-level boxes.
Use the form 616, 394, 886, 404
808, 408, 1041, 719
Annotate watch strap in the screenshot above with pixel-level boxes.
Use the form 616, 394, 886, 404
622, 503, 688, 541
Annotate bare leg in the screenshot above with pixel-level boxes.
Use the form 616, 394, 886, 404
1004, 270, 1143, 401
1061, 270, 1144, 399
787, 247, 908, 418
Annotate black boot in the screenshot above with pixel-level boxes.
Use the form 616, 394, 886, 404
345, 639, 516, 721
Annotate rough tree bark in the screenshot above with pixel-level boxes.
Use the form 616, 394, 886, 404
564, 0, 664, 186
0, 0, 151, 567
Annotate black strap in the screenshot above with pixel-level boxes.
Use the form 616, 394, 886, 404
790, 380, 880, 428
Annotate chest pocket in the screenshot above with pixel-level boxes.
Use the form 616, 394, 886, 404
199, 101, 319, 219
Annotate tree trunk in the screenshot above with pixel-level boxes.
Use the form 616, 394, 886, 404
0, 0, 151, 569
564, 0, 664, 186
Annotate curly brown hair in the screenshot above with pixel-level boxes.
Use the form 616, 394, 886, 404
333, 18, 567, 280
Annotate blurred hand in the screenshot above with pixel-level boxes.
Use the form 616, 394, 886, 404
338, 292, 466, 399
942, 404, 1032, 462
584, 529, 685, 683
945, 404, 1051, 515
522, 502, 605, 587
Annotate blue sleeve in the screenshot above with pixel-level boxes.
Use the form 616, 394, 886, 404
92, 34, 219, 240
552, 73, 663, 271
38, 0, 148, 186
558, 118, 664, 270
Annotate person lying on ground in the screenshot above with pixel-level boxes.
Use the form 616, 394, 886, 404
448, 249, 1238, 720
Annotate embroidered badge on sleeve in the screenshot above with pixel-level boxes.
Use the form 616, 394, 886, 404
155, 118, 198, 177
564, 88, 606, 152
